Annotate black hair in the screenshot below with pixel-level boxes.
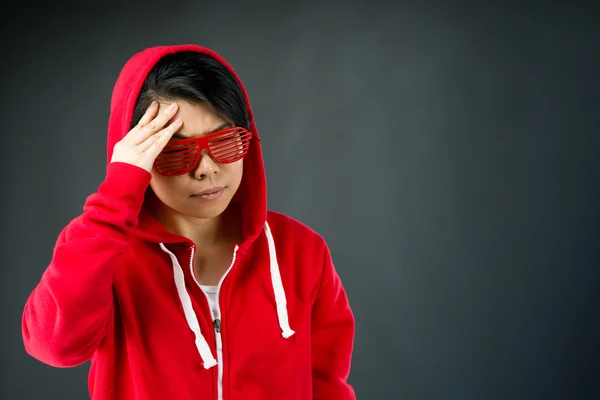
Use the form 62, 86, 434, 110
130, 51, 250, 131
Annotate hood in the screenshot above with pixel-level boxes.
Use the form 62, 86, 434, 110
105, 44, 267, 247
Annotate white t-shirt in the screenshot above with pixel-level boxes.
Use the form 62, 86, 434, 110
200, 285, 219, 315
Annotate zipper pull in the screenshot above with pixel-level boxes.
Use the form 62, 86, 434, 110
214, 319, 221, 333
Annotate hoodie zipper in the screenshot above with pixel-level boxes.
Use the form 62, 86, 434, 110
189, 245, 239, 400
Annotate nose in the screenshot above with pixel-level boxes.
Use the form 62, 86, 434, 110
192, 149, 219, 180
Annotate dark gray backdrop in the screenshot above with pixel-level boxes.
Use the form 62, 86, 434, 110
1, 1, 599, 399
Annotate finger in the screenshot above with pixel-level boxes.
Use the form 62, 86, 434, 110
144, 102, 179, 132
137, 101, 159, 128
122, 101, 159, 144
131, 102, 179, 144
146, 125, 179, 160
139, 118, 182, 153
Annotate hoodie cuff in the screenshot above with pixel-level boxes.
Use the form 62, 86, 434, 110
98, 162, 152, 211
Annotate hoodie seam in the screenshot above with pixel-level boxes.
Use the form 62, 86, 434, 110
314, 242, 328, 307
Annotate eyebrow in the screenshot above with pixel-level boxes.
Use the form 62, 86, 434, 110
172, 122, 233, 139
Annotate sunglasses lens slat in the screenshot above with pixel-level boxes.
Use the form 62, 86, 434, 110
157, 153, 198, 163
156, 143, 200, 175
211, 141, 250, 162
211, 144, 248, 158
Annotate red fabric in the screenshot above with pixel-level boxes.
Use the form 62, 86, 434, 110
22, 45, 355, 399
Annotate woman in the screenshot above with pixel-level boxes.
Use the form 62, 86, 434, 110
22, 44, 355, 399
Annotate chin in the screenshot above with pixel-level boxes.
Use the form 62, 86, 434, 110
182, 198, 231, 219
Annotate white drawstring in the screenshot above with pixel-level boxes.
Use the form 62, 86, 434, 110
161, 221, 294, 368
159, 243, 217, 369
264, 222, 295, 338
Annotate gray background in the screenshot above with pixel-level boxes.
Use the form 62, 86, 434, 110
1, 1, 599, 399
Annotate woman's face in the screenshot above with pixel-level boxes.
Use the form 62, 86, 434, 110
149, 100, 244, 220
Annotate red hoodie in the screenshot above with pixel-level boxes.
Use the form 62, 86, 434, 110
22, 45, 355, 399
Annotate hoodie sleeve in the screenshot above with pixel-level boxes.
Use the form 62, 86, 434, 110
311, 242, 356, 400
22, 162, 151, 368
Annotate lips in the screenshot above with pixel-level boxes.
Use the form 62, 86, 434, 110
191, 187, 225, 199
194, 188, 222, 195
